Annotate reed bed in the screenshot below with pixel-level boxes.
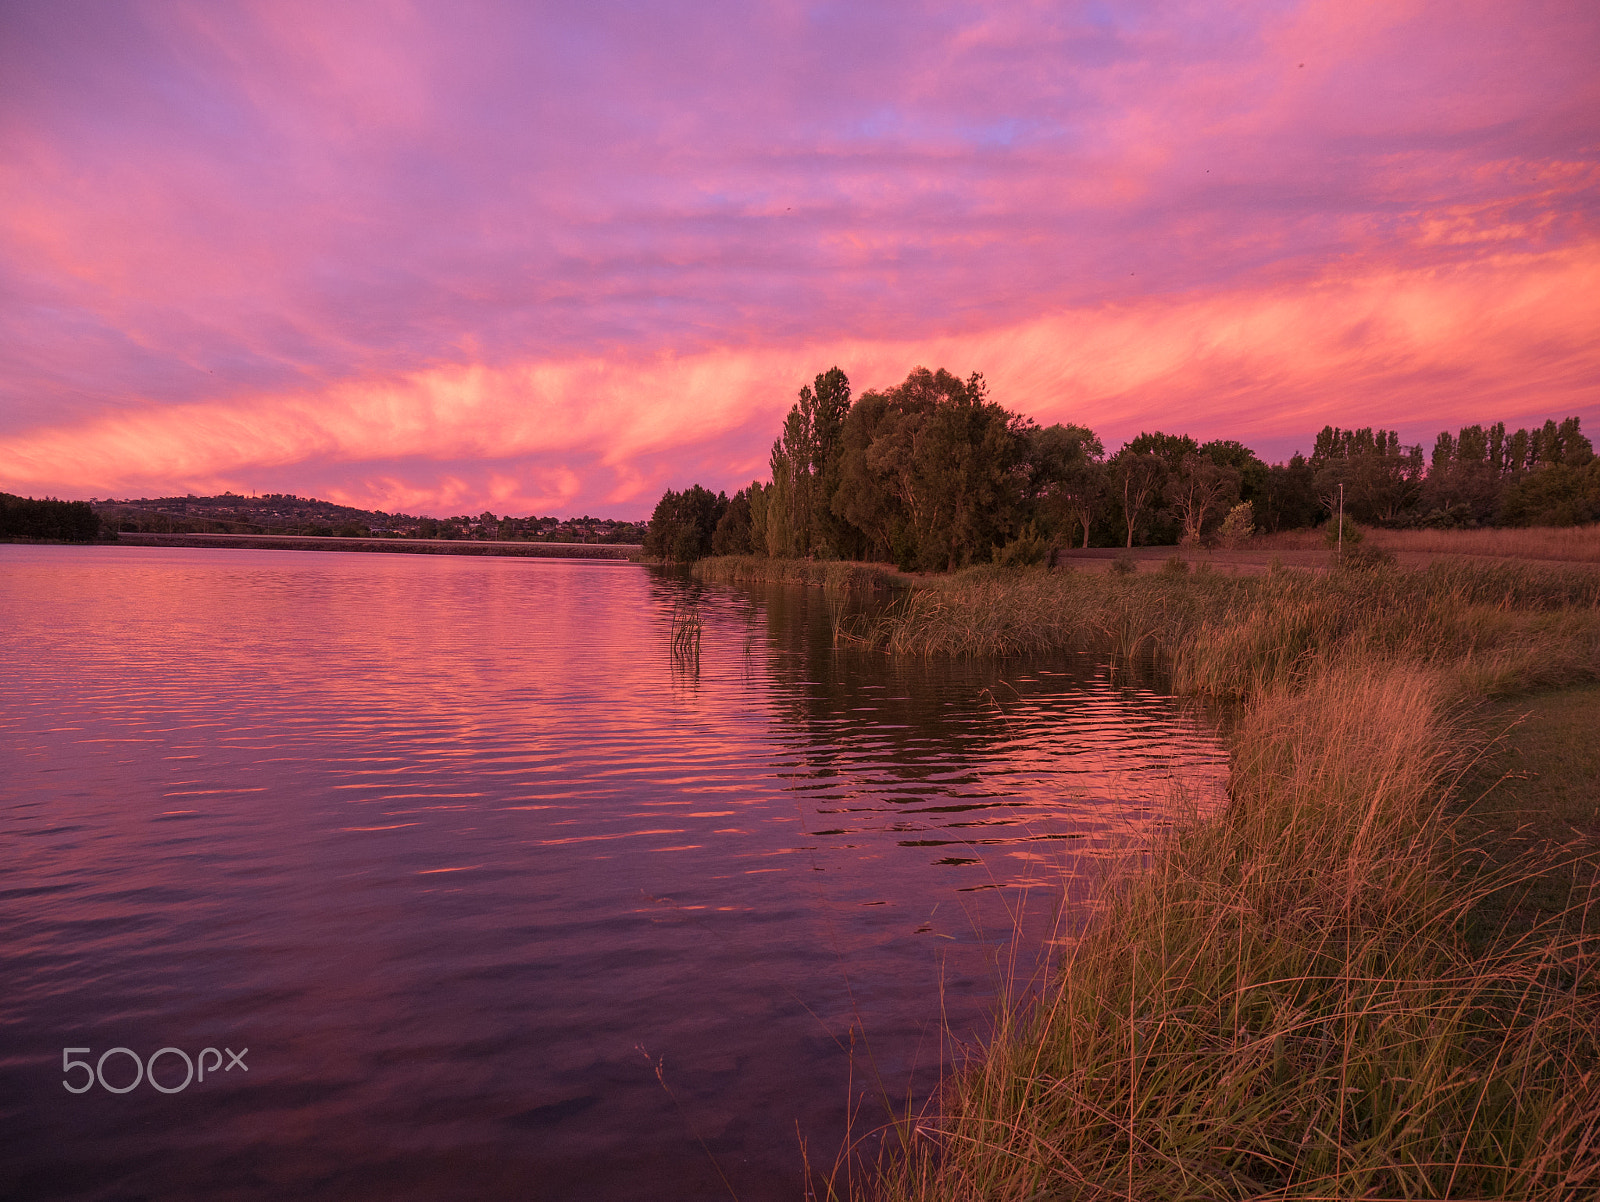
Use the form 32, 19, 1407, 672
692, 554, 912, 592
862, 665, 1600, 1200
839, 560, 1600, 701
1369, 524, 1600, 564
669, 597, 702, 660
699, 555, 1600, 1199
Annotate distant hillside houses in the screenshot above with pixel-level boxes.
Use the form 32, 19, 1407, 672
87, 493, 645, 544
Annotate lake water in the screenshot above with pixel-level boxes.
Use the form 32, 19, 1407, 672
0, 546, 1227, 1201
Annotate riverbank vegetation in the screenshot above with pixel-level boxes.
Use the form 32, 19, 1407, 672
1365, 524, 1600, 564
711, 554, 1600, 1198
649, 365, 1599, 567
668, 366, 1600, 1195
869, 663, 1600, 1200
0, 492, 102, 542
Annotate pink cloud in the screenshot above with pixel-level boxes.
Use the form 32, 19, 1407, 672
5, 236, 1594, 516
1, 0, 1596, 514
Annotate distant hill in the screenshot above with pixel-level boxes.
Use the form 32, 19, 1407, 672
91, 493, 645, 544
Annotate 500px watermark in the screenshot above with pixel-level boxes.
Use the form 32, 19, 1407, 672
62, 1046, 248, 1094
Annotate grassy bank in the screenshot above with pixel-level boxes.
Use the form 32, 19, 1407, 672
1255, 523, 1600, 563
775, 559, 1600, 704
1456, 684, 1600, 942
694, 557, 1600, 1198
692, 554, 913, 592
869, 665, 1600, 1199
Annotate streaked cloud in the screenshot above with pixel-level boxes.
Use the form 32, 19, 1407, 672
2, 0, 1596, 515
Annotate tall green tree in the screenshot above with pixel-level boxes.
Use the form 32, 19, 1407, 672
1122, 432, 1198, 543
644, 485, 727, 562
0, 494, 100, 542
1259, 454, 1318, 532
1165, 454, 1240, 544
765, 367, 852, 557
831, 367, 1031, 569
1198, 439, 1267, 505
1310, 426, 1423, 524
1109, 447, 1166, 548
1028, 424, 1105, 548
746, 480, 771, 553
831, 388, 904, 562
1498, 459, 1600, 526
1421, 425, 1498, 522
711, 487, 755, 554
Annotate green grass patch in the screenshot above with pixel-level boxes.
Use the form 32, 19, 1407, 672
1456, 684, 1600, 942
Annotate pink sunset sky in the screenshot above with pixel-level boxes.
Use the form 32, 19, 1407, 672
2, 0, 1597, 519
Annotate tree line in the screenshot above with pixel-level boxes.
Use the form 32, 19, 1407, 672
1, 493, 102, 542
645, 367, 1599, 565
91, 494, 647, 543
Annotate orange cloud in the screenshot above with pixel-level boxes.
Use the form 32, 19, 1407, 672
5, 240, 1594, 515
3, 0, 1595, 515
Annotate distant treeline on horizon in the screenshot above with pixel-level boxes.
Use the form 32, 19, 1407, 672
644, 366, 1600, 568
0, 492, 647, 545
0, 493, 101, 543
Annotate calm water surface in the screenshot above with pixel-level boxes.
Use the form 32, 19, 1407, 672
0, 547, 1226, 1200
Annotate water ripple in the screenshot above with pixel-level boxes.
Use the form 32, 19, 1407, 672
0, 546, 1226, 1201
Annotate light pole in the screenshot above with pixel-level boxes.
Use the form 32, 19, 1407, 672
1338, 482, 1345, 557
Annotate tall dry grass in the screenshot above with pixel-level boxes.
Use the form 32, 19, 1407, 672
842, 560, 1600, 700
698, 556, 1600, 1196
861, 665, 1600, 1200
692, 555, 911, 592
781, 558, 1600, 1199
1253, 524, 1600, 563
1368, 524, 1600, 564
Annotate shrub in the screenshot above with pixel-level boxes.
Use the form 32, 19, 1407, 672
1324, 514, 1365, 551
994, 523, 1049, 568
1217, 500, 1254, 549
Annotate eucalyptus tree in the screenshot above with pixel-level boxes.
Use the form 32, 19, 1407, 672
1198, 439, 1267, 504
1027, 424, 1104, 548
1165, 454, 1240, 544
1109, 446, 1167, 548
833, 367, 1031, 570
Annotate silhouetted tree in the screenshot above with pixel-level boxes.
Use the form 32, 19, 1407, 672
644, 485, 728, 562
1025, 424, 1104, 547
1108, 446, 1166, 547
0, 494, 100, 542
766, 367, 852, 557
827, 367, 1031, 569
1198, 439, 1267, 506
711, 488, 755, 555
1166, 454, 1240, 544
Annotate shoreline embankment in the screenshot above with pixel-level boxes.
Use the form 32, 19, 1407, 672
694, 552, 1600, 1199
97, 531, 641, 560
